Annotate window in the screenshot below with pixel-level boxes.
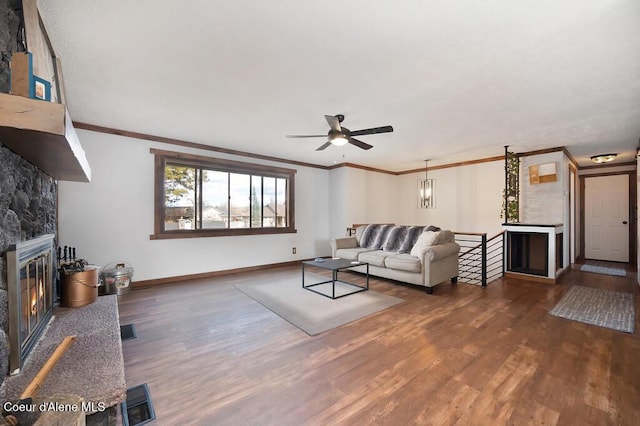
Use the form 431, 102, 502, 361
151, 149, 296, 239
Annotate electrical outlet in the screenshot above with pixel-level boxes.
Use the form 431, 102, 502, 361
292, 247, 296, 254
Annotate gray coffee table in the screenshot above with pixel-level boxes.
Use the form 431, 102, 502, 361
302, 258, 369, 299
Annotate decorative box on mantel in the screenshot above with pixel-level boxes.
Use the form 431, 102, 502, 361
503, 223, 564, 283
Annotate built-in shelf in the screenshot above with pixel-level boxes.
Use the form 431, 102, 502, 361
0, 92, 91, 182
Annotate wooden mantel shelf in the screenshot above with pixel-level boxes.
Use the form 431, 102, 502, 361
0, 92, 91, 182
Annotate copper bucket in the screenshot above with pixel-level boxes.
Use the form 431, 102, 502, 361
61, 265, 99, 307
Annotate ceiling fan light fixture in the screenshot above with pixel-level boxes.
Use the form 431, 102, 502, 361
287, 114, 393, 151
330, 135, 348, 146
590, 153, 617, 164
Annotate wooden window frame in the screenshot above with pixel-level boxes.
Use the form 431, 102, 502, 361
150, 148, 296, 239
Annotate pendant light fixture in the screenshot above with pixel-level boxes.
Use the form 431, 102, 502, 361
419, 159, 434, 208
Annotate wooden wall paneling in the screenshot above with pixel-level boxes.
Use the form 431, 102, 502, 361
54, 57, 66, 104
9, 52, 31, 97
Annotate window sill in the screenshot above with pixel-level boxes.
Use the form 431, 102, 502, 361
150, 227, 297, 240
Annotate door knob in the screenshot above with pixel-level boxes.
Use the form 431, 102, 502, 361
623, 221, 628, 224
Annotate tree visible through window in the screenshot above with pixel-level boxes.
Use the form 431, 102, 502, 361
152, 149, 296, 239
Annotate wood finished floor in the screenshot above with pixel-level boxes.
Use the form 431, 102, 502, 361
117, 265, 640, 425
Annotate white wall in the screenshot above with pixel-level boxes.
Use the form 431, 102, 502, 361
520, 151, 565, 225
519, 151, 572, 268
328, 160, 505, 239
328, 167, 400, 238
579, 164, 636, 176
59, 130, 509, 282
397, 160, 504, 236
59, 130, 331, 281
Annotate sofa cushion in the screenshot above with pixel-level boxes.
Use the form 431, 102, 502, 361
358, 250, 391, 267
335, 247, 376, 261
410, 231, 439, 257
384, 253, 422, 273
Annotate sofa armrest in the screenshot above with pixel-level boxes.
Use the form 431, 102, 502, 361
423, 242, 460, 262
330, 237, 358, 257
422, 241, 460, 287
332, 237, 358, 249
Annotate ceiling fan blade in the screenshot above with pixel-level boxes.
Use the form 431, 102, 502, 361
316, 141, 333, 151
349, 125, 394, 137
348, 138, 373, 150
324, 115, 342, 132
286, 134, 327, 138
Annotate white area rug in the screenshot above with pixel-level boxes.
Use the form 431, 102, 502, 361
580, 263, 626, 277
549, 286, 635, 333
234, 273, 404, 335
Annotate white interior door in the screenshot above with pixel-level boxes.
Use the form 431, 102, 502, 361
585, 175, 629, 262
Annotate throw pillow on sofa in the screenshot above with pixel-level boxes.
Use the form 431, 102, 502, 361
410, 231, 438, 257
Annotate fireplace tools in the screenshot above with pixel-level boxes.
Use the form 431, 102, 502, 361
57, 246, 100, 308
57, 246, 88, 275
2, 336, 76, 425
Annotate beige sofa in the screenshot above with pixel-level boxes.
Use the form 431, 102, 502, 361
330, 224, 460, 294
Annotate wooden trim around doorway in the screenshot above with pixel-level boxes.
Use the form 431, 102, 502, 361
579, 171, 636, 264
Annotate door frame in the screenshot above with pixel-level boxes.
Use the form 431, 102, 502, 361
579, 171, 636, 263
568, 163, 577, 264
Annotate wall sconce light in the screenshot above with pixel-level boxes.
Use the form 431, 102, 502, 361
418, 159, 435, 208
590, 153, 617, 164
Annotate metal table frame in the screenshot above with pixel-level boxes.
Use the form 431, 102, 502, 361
302, 258, 369, 299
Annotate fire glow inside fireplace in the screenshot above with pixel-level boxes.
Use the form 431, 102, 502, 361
6, 234, 55, 374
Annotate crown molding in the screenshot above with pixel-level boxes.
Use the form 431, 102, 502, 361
74, 122, 608, 176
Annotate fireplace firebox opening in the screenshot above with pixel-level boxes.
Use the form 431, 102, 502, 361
6, 234, 55, 374
507, 231, 548, 276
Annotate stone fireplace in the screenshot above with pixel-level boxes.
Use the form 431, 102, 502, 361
6, 234, 55, 374
0, 143, 58, 388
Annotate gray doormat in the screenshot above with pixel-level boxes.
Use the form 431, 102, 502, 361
549, 285, 635, 333
580, 263, 626, 277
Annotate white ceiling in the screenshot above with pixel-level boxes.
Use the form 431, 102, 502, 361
38, 0, 640, 172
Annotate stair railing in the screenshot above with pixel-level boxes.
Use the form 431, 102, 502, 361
454, 231, 505, 287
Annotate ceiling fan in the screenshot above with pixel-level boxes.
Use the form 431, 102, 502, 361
287, 114, 393, 151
